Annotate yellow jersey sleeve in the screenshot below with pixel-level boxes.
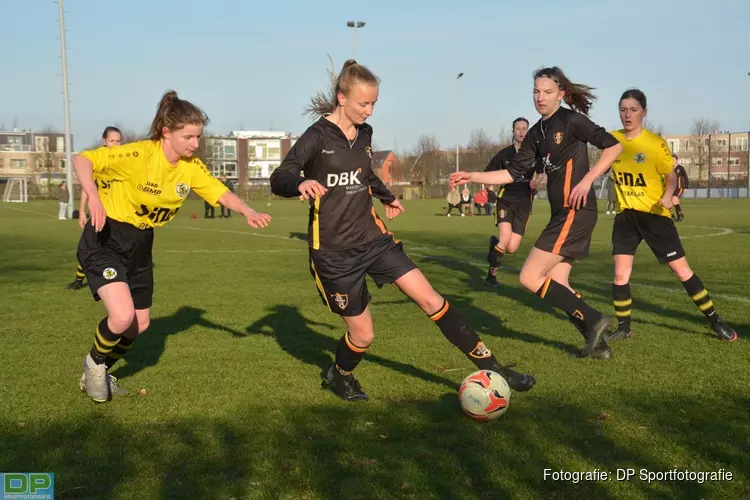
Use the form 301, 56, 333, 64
654, 136, 674, 176
80, 141, 152, 181
189, 159, 229, 206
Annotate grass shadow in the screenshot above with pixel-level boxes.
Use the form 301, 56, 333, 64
245, 304, 459, 390
112, 306, 246, 380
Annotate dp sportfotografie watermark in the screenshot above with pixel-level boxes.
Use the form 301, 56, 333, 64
543, 468, 733, 484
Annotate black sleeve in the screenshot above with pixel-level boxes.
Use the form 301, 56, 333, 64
270, 128, 319, 198
485, 150, 504, 172
570, 113, 619, 150
368, 169, 396, 204
507, 134, 538, 182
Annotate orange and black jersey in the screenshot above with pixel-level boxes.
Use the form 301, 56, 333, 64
270, 117, 396, 251
674, 164, 689, 191
484, 145, 536, 204
508, 107, 618, 213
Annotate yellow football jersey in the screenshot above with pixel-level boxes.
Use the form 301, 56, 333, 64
610, 129, 674, 218
81, 140, 228, 229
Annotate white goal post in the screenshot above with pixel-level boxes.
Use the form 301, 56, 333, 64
2, 178, 30, 203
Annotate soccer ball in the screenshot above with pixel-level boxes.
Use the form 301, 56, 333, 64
458, 370, 511, 421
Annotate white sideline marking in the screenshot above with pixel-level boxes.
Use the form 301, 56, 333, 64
0, 206, 57, 218
169, 225, 299, 241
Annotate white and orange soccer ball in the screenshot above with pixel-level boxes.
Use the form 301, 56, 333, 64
458, 370, 511, 421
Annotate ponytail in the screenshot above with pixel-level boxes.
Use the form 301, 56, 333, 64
534, 66, 596, 116
304, 59, 379, 119
148, 90, 209, 140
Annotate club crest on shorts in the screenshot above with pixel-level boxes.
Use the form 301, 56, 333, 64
365, 146, 372, 158
176, 182, 190, 198
634, 153, 646, 164
331, 293, 348, 310
498, 208, 508, 219
103, 267, 117, 280
554, 132, 563, 144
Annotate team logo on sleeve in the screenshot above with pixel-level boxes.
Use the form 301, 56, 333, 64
365, 146, 372, 158
554, 132, 563, 144
331, 293, 349, 310
175, 183, 191, 198
103, 268, 118, 280
634, 153, 646, 164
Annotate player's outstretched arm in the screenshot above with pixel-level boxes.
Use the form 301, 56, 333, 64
449, 169, 513, 189
217, 191, 272, 229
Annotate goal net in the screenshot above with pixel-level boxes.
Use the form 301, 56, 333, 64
2, 178, 30, 203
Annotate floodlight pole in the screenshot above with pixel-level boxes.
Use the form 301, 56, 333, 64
347, 21, 366, 60
455, 72, 464, 173
58, 0, 74, 218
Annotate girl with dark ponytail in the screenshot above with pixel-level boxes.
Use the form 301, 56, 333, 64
272, 59, 536, 401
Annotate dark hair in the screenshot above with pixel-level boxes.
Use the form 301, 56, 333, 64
305, 59, 380, 118
672, 154, 679, 160
619, 88, 647, 110
148, 90, 209, 140
101, 126, 121, 139
512, 117, 529, 128
534, 66, 596, 116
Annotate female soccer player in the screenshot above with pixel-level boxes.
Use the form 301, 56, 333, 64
605, 89, 737, 342
68, 126, 122, 291
270, 59, 535, 401
451, 66, 623, 360
75, 91, 272, 402
483, 117, 545, 287
671, 154, 688, 221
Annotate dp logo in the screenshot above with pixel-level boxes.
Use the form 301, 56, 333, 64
1, 473, 54, 499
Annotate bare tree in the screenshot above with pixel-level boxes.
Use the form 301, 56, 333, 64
464, 129, 500, 171
689, 117, 720, 185
643, 119, 664, 137
411, 134, 441, 198
33, 136, 55, 196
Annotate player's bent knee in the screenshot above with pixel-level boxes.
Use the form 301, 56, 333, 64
614, 268, 632, 285
670, 265, 693, 281
137, 318, 150, 335
518, 270, 539, 292
108, 309, 136, 333
349, 327, 374, 347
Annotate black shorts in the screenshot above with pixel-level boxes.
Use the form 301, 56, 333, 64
674, 187, 685, 198
534, 207, 597, 259
309, 235, 418, 317
612, 209, 685, 264
495, 198, 532, 236
77, 217, 155, 309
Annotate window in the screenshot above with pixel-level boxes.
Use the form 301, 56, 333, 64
712, 158, 722, 166
60, 159, 66, 170
10, 159, 26, 169
224, 144, 236, 158
56, 137, 64, 152
249, 143, 267, 159
267, 147, 281, 159
728, 158, 740, 166
7, 136, 22, 146
734, 137, 748, 151
667, 139, 679, 153
35, 136, 50, 151
223, 162, 237, 178
716, 139, 727, 147
684, 139, 690, 151
248, 165, 262, 178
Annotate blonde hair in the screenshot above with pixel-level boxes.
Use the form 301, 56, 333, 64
305, 59, 379, 118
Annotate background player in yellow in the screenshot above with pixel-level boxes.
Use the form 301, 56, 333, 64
606, 89, 737, 343
74, 91, 272, 403
68, 126, 122, 291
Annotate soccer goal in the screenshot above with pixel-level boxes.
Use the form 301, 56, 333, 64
2, 177, 30, 203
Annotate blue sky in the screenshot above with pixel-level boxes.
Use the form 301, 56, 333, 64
2, 0, 749, 152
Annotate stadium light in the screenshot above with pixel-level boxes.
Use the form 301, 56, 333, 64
346, 21, 366, 59
455, 72, 464, 173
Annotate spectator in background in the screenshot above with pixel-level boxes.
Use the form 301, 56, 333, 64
220, 175, 235, 217
204, 199, 215, 219
486, 185, 497, 215
474, 186, 488, 215
460, 187, 472, 216
57, 181, 69, 220
605, 174, 617, 214
444, 186, 461, 216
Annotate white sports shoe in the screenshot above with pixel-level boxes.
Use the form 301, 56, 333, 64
79, 370, 128, 397
82, 354, 109, 402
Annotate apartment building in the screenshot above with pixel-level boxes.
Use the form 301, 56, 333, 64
0, 129, 74, 184
663, 131, 749, 182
